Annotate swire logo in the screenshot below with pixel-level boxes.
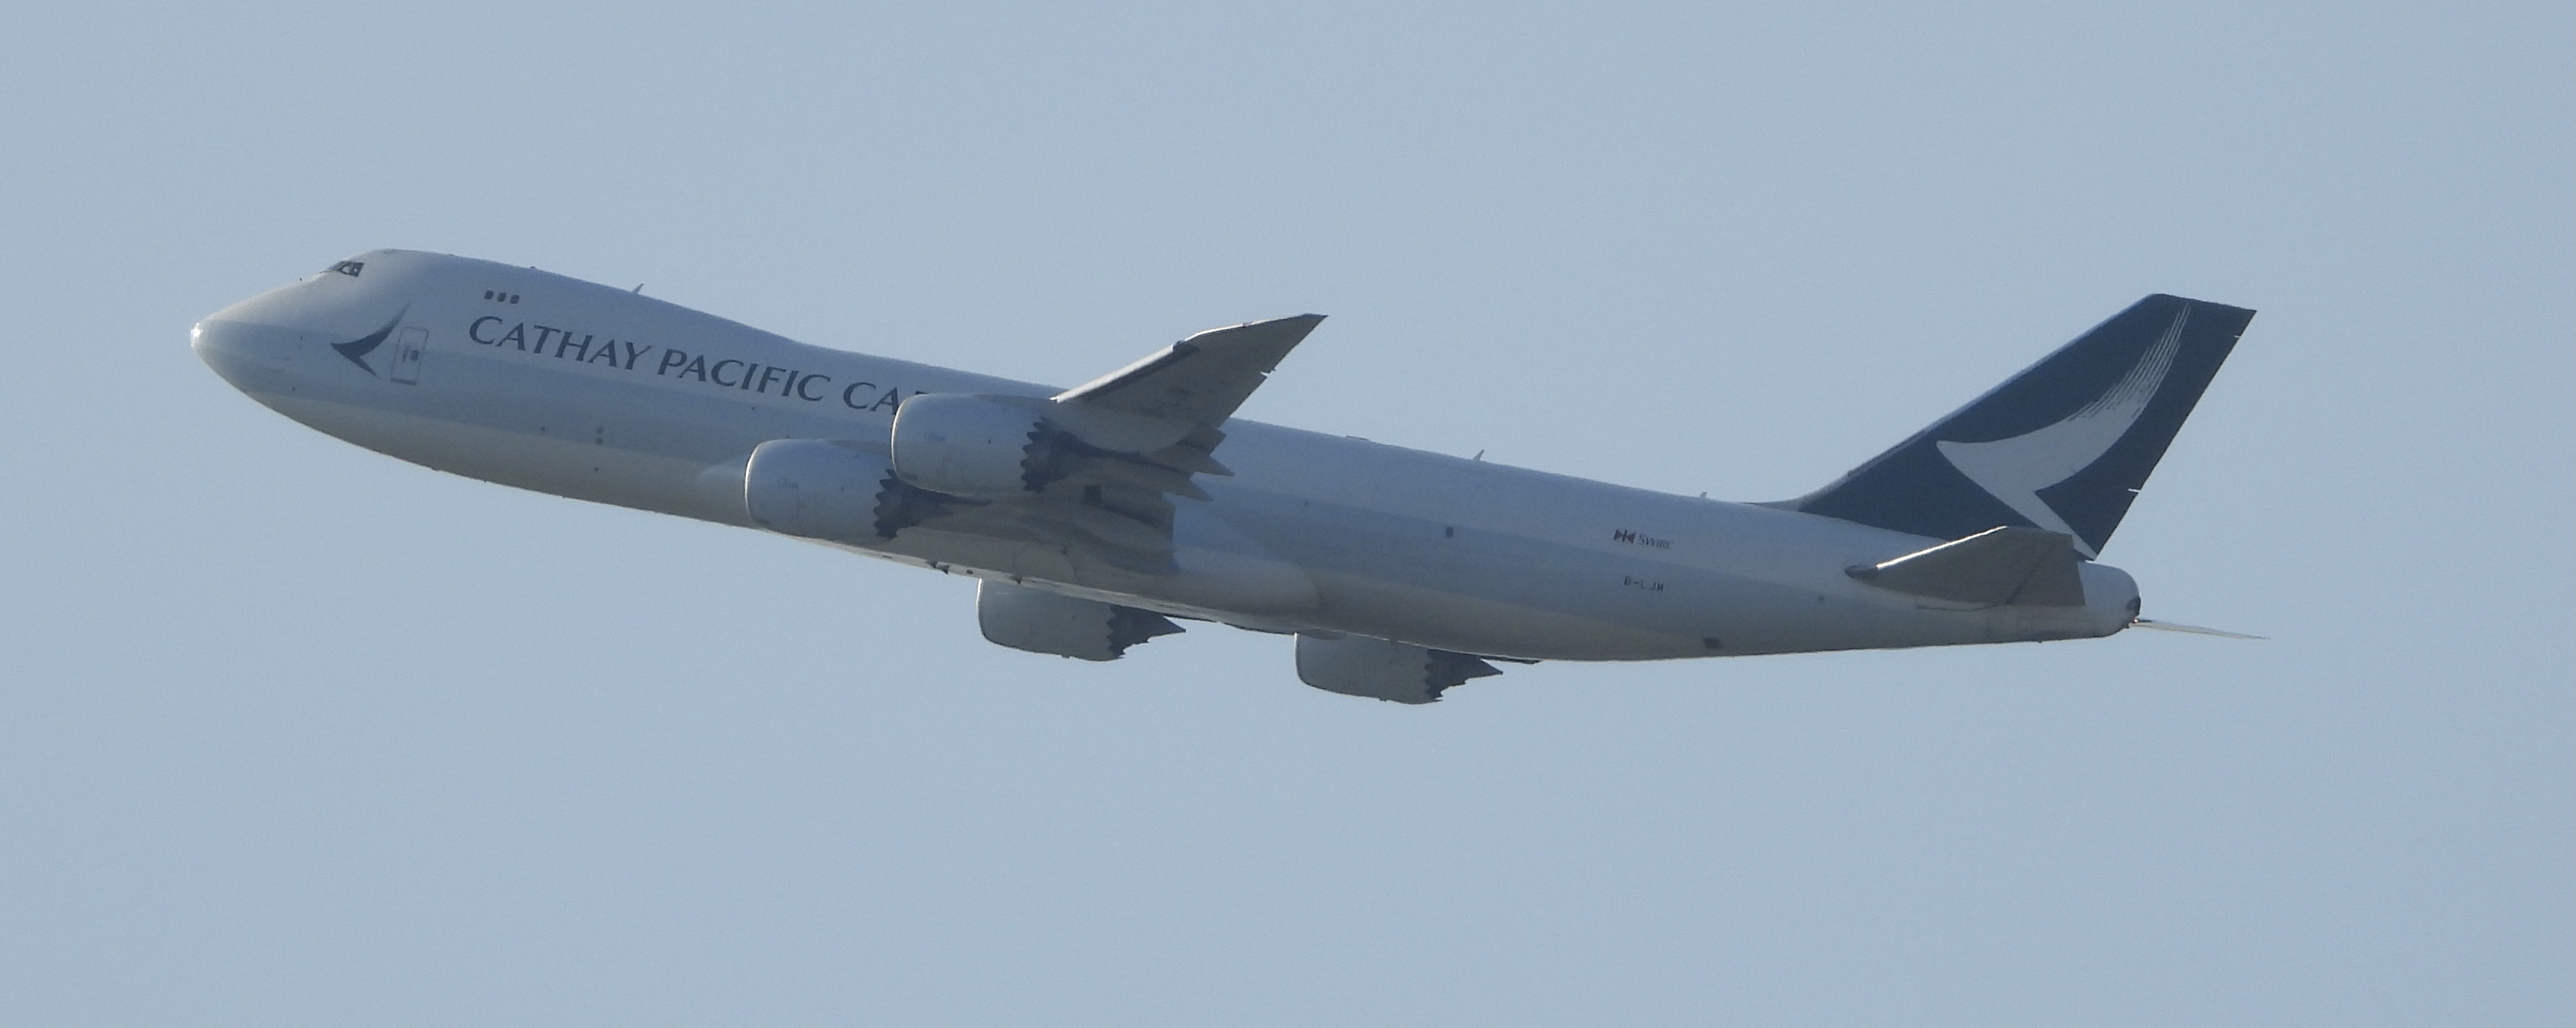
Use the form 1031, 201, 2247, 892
1934, 307, 2187, 557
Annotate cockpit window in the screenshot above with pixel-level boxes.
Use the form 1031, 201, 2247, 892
323, 260, 364, 278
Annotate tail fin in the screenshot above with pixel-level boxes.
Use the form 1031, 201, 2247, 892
1787, 294, 2254, 557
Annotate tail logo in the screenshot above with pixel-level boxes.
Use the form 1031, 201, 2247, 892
1935, 309, 2187, 556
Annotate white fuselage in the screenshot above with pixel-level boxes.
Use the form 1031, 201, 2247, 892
192, 250, 2137, 661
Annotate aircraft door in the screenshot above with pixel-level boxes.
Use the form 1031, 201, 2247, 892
389, 326, 428, 384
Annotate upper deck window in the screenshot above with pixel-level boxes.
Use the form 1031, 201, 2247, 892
323, 260, 364, 278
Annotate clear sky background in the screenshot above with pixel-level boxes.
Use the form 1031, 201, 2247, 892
1, 4, 2567, 1024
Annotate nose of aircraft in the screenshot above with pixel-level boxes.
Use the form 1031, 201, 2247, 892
190, 317, 272, 394
192, 258, 406, 395
188, 319, 229, 363
192, 269, 343, 394
190, 288, 324, 400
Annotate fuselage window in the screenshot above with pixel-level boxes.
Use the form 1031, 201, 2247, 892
481, 290, 521, 304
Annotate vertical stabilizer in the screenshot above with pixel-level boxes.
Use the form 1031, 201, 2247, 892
1787, 295, 2254, 556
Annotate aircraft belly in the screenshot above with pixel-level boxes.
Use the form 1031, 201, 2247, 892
1205, 493, 1702, 659
854, 509, 1323, 619
1302, 571, 1697, 660
261, 392, 734, 521
1204, 476, 2051, 660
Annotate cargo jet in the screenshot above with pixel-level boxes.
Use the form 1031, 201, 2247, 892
193, 251, 2254, 703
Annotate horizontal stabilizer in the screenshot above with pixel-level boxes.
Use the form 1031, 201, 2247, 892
1847, 526, 2085, 607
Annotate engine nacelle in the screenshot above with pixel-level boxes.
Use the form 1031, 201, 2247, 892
977, 580, 1182, 661
1295, 634, 1502, 704
890, 394, 1052, 498
744, 438, 954, 541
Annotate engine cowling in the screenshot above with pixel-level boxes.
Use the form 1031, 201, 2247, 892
744, 438, 954, 541
977, 580, 1183, 661
889, 394, 1052, 498
1295, 634, 1502, 704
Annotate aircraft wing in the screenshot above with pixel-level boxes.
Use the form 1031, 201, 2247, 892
1039, 315, 1324, 464
905, 315, 1326, 575
1054, 315, 1324, 431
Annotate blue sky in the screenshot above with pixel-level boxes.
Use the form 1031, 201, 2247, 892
1, 4, 2568, 1024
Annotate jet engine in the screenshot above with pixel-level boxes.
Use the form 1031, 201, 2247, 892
889, 394, 1060, 498
1294, 634, 1502, 704
744, 437, 959, 541
977, 580, 1182, 661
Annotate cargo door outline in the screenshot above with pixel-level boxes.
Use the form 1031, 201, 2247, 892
389, 325, 428, 384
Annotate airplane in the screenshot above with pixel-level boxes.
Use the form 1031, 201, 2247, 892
192, 250, 2256, 703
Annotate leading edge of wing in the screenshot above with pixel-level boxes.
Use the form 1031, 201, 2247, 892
1052, 314, 1325, 430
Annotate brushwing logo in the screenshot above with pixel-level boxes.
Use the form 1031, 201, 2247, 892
1935, 308, 2188, 557
330, 309, 407, 376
